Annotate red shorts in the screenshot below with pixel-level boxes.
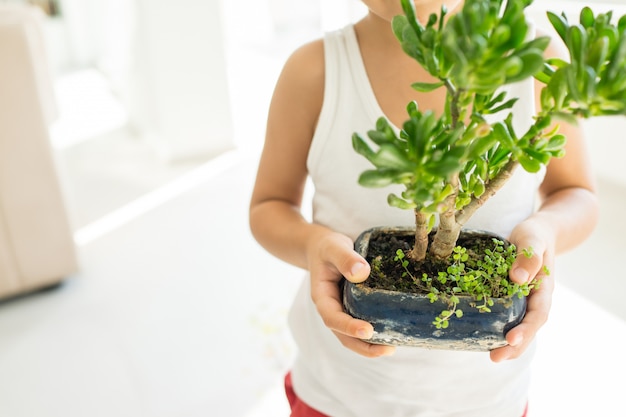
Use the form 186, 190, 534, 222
285, 372, 329, 417
284, 373, 529, 417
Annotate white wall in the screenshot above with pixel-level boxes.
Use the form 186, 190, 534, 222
127, 0, 234, 162
52, 0, 235, 162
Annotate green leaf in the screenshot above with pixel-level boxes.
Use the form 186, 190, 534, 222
400, 0, 423, 39
474, 157, 489, 180
352, 134, 375, 159
366, 130, 393, 146
552, 111, 579, 125
428, 214, 436, 230
493, 122, 515, 149
469, 133, 497, 158
544, 134, 567, 151
411, 81, 445, 92
406, 110, 441, 158
534, 64, 553, 84
415, 188, 434, 204
547, 68, 569, 110
358, 169, 401, 188
486, 91, 507, 108
473, 181, 485, 197
523, 148, 551, 165
392, 15, 409, 42
595, 99, 626, 115
564, 66, 583, 103
587, 37, 609, 72
540, 86, 554, 111
426, 12, 438, 28
582, 66, 597, 103
424, 157, 462, 177
518, 36, 551, 54
387, 193, 417, 209
535, 115, 553, 130
507, 16, 529, 49
580, 7, 595, 29
486, 98, 518, 114
547, 11, 569, 44
405, 101, 424, 123
370, 144, 412, 169
607, 31, 626, 81
517, 153, 542, 173
375, 117, 394, 135
503, 56, 523, 77
566, 24, 588, 69
400, 26, 423, 61
546, 58, 569, 69
619, 15, 626, 34
490, 24, 511, 48
506, 49, 547, 83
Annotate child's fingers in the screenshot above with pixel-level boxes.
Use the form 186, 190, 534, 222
308, 231, 392, 357
332, 331, 396, 358
312, 279, 394, 357
312, 231, 371, 283
490, 273, 554, 362
509, 238, 545, 284
312, 281, 372, 338
327, 245, 371, 284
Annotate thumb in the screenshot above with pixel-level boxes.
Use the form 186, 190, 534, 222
510, 246, 543, 284
324, 236, 370, 283
345, 260, 371, 283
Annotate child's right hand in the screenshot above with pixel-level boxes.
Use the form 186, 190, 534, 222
306, 231, 396, 358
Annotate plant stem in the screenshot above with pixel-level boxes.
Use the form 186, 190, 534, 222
410, 210, 430, 261
430, 174, 462, 259
445, 80, 461, 128
429, 79, 464, 259
456, 159, 520, 225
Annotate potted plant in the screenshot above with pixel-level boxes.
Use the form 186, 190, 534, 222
343, 0, 626, 350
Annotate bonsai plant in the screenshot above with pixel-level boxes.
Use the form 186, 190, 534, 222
344, 0, 626, 350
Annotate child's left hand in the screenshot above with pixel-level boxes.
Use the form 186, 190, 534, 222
490, 219, 556, 363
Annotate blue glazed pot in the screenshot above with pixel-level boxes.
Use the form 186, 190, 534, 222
342, 227, 527, 351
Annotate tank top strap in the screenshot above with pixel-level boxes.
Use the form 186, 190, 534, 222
308, 25, 381, 176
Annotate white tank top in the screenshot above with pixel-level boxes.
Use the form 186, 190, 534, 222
289, 24, 543, 417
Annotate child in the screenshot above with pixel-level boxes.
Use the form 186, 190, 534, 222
249, 1, 599, 416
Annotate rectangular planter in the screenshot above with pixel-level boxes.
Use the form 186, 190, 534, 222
342, 227, 527, 351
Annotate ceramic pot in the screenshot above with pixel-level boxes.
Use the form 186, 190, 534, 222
342, 227, 527, 351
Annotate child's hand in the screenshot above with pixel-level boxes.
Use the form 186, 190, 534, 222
490, 220, 556, 363
307, 231, 396, 358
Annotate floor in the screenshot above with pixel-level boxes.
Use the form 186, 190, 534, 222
1, 4, 626, 417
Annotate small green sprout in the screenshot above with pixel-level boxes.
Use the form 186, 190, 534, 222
370, 255, 386, 280
395, 249, 417, 283
391, 238, 539, 328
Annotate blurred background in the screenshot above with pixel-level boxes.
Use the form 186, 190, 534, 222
0, 0, 624, 416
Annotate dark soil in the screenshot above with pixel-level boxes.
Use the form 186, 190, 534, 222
363, 230, 506, 294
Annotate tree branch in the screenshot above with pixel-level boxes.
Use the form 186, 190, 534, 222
455, 159, 520, 226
